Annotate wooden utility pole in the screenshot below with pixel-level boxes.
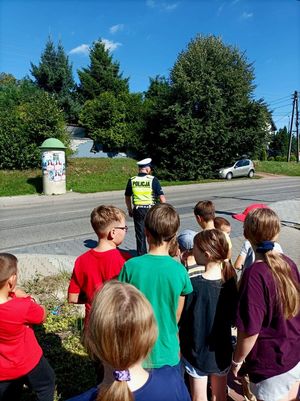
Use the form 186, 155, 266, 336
287, 91, 298, 162
296, 92, 299, 162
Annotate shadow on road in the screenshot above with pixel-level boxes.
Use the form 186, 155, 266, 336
83, 239, 97, 249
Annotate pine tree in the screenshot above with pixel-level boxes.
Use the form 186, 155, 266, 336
56, 41, 75, 93
31, 37, 75, 93
30, 37, 78, 121
31, 37, 56, 91
77, 39, 129, 100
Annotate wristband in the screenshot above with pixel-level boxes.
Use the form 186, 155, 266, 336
231, 359, 243, 367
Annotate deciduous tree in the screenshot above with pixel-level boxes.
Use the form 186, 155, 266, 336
141, 35, 271, 179
79, 91, 145, 152
0, 79, 68, 169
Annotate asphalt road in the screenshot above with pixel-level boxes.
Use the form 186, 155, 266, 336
0, 176, 299, 256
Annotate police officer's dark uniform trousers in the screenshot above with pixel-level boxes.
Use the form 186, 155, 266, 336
125, 173, 164, 256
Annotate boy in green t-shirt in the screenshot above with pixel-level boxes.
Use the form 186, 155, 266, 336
119, 203, 192, 369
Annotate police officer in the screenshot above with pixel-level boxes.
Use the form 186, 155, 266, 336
125, 158, 166, 256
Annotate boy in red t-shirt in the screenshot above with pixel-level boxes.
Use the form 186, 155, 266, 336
68, 205, 132, 325
0, 253, 55, 401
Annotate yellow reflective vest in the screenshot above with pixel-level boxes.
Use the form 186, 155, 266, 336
131, 175, 155, 206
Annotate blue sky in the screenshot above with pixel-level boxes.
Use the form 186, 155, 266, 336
0, 0, 299, 129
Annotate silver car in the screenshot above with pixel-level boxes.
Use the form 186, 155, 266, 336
219, 159, 255, 180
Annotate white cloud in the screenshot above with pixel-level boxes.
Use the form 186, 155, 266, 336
146, 0, 179, 11
146, 0, 156, 8
69, 44, 90, 55
231, 0, 240, 5
241, 11, 253, 19
101, 39, 122, 51
217, 3, 225, 16
163, 2, 179, 11
69, 39, 121, 56
109, 24, 124, 34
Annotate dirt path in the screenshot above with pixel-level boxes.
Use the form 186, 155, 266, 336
256, 172, 288, 179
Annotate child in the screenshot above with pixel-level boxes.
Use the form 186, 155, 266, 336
232, 203, 282, 271
179, 229, 238, 401
66, 281, 191, 401
177, 229, 204, 277
214, 216, 231, 236
168, 235, 180, 258
214, 216, 234, 267
0, 253, 55, 401
119, 203, 193, 369
194, 200, 232, 259
68, 205, 132, 325
194, 200, 215, 230
233, 208, 300, 401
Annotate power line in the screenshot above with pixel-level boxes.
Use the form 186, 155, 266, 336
268, 98, 293, 107
266, 95, 291, 105
271, 103, 293, 110
274, 113, 290, 123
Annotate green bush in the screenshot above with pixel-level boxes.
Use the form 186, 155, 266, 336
259, 148, 267, 161
272, 155, 297, 162
79, 91, 145, 153
0, 79, 69, 169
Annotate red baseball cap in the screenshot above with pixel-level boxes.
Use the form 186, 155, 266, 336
232, 203, 269, 222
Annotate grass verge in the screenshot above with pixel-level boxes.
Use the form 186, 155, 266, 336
0, 158, 138, 197
0, 158, 217, 197
0, 159, 298, 197
255, 160, 300, 176
21, 272, 95, 401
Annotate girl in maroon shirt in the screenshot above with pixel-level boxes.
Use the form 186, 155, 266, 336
232, 208, 300, 401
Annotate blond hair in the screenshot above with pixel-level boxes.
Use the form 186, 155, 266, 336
194, 229, 235, 282
91, 205, 126, 236
144, 203, 180, 246
0, 253, 18, 289
244, 208, 300, 319
85, 281, 157, 401
168, 237, 179, 257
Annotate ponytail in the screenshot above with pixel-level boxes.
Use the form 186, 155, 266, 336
265, 251, 300, 319
222, 260, 236, 282
97, 381, 133, 401
244, 208, 300, 320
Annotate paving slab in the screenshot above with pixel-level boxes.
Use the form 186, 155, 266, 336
17, 254, 76, 284
10, 195, 300, 282
16, 224, 300, 284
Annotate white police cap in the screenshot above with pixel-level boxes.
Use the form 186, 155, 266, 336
137, 158, 152, 167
